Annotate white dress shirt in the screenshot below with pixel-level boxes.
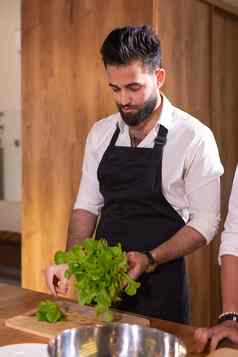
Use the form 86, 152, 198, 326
74, 95, 224, 243
219, 165, 238, 258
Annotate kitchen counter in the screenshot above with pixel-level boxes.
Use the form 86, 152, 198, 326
0, 283, 219, 356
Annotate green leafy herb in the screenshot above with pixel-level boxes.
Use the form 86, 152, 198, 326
54, 239, 140, 321
36, 299, 65, 323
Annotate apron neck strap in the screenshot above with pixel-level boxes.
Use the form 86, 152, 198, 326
154, 125, 168, 148
109, 123, 168, 149
109, 124, 120, 147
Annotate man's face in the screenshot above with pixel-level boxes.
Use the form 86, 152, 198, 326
106, 61, 160, 127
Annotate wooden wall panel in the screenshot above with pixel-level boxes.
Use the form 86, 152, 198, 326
154, 0, 212, 326
22, 0, 153, 292
155, 0, 211, 125
153, 0, 238, 325
203, 0, 238, 16
22, 0, 81, 291
210, 7, 238, 323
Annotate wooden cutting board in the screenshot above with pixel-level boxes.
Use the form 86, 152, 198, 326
5, 300, 150, 339
206, 348, 238, 356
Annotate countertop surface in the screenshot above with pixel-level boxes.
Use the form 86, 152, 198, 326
0, 283, 232, 356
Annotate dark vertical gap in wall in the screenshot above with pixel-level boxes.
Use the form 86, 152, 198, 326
0, 111, 4, 200
200, 0, 238, 17
152, 0, 159, 33
69, 0, 74, 25
209, 4, 222, 325
209, 3, 215, 326
210, 6, 214, 131
0, 147, 3, 200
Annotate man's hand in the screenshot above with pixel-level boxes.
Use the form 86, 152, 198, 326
194, 321, 238, 352
127, 251, 149, 280
44, 264, 69, 296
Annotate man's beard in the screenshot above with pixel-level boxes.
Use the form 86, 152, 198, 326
117, 93, 158, 127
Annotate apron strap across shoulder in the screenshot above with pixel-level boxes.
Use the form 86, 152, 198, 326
108, 123, 120, 148
154, 124, 168, 148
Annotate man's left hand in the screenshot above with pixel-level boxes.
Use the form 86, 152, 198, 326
194, 321, 238, 352
127, 251, 149, 280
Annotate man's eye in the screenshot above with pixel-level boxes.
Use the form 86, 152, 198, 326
112, 87, 120, 92
129, 86, 141, 92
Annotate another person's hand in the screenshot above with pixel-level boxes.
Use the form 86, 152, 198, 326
44, 263, 69, 296
127, 251, 149, 280
194, 321, 238, 352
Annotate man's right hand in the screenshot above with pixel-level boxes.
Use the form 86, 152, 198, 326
45, 264, 69, 296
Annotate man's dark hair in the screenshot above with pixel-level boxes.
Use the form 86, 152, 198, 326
100, 25, 161, 71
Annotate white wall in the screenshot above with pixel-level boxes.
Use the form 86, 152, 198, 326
0, 0, 21, 202
0, 0, 21, 232
0, 201, 21, 232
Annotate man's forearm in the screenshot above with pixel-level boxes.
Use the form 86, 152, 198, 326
221, 255, 238, 312
151, 225, 206, 265
66, 209, 98, 250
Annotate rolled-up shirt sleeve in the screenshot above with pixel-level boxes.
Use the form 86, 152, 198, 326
185, 128, 224, 243
73, 124, 104, 215
219, 165, 238, 260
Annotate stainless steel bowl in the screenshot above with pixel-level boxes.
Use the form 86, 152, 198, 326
47, 323, 187, 357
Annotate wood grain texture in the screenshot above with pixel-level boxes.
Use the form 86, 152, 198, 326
0, 283, 206, 356
153, 0, 238, 325
22, 0, 153, 291
5, 300, 150, 339
155, 0, 211, 125
210, 6, 238, 324
206, 348, 238, 357
202, 0, 238, 16
154, 0, 212, 326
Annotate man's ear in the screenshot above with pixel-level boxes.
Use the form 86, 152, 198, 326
155, 68, 166, 89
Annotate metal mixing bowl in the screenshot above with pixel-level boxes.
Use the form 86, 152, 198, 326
47, 323, 187, 357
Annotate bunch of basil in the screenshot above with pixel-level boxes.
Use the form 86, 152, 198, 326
54, 239, 140, 321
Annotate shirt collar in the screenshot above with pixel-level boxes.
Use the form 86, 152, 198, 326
116, 93, 174, 133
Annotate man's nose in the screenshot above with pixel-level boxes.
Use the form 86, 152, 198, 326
118, 90, 131, 106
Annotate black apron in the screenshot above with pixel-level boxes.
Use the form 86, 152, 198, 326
95, 124, 189, 324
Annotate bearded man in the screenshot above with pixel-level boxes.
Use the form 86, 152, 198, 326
45, 25, 223, 324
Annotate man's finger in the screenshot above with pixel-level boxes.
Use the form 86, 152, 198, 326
45, 268, 57, 296
56, 278, 69, 294
210, 330, 228, 352
127, 251, 136, 263
128, 268, 137, 280
210, 327, 238, 351
194, 328, 210, 352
